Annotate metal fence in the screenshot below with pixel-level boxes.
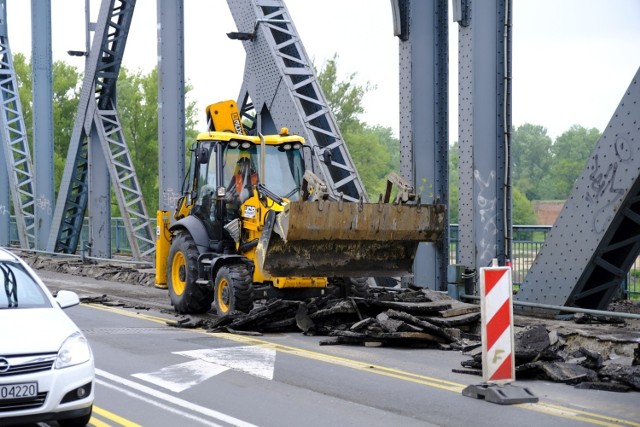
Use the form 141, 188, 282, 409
449, 225, 639, 299
6, 218, 639, 298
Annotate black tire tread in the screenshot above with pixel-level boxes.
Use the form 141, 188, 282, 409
168, 232, 214, 314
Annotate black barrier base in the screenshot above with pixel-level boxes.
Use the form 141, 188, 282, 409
462, 383, 539, 405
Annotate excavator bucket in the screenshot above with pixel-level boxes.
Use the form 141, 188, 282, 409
256, 200, 446, 278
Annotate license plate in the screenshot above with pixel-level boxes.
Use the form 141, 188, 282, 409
0, 382, 38, 400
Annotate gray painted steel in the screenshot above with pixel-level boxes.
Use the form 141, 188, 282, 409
48, 0, 154, 259
0, 131, 7, 245
31, 0, 54, 250
0, 0, 36, 249
456, 0, 512, 272
516, 68, 640, 312
226, 0, 366, 202
88, 124, 111, 258
397, 0, 449, 290
157, 0, 185, 213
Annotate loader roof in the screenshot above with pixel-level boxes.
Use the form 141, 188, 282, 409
196, 131, 305, 146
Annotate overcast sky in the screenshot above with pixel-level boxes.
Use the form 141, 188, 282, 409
6, 0, 640, 141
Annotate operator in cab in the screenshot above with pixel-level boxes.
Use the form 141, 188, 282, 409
225, 149, 259, 217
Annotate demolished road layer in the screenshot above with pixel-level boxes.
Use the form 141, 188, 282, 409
16, 250, 640, 392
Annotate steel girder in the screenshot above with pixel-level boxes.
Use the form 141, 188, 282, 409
516, 68, 640, 313
396, 0, 449, 290
0, 0, 35, 249
31, 0, 55, 250
226, 0, 366, 202
456, 0, 512, 271
157, 0, 185, 213
48, 0, 154, 259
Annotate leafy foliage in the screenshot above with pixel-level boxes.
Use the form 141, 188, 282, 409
511, 123, 552, 201
14, 53, 81, 190
316, 55, 398, 199
14, 58, 198, 214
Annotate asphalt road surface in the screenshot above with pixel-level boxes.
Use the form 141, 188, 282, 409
27, 270, 640, 427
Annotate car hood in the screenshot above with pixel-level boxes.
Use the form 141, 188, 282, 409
0, 308, 80, 355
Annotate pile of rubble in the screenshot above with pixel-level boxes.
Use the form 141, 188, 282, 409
202, 287, 481, 350
181, 286, 640, 392
24, 252, 155, 287
458, 323, 640, 392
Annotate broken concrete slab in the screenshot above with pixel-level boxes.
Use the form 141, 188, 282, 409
598, 364, 640, 390
514, 324, 551, 362
538, 362, 598, 384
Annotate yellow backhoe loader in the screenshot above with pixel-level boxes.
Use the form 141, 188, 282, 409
155, 100, 446, 316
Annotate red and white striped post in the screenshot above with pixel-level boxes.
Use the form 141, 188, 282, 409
462, 263, 538, 404
479, 263, 515, 383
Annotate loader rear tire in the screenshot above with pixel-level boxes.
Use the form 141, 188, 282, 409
167, 232, 214, 314
214, 264, 254, 316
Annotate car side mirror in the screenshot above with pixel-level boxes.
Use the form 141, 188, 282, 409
55, 290, 80, 309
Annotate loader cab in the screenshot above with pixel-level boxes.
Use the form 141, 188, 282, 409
254, 136, 305, 202
189, 132, 305, 242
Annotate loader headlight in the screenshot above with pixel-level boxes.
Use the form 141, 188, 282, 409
282, 143, 292, 151
217, 186, 226, 198
293, 143, 302, 150
229, 141, 239, 148
240, 142, 251, 149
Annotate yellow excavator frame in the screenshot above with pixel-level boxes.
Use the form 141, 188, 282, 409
235, 191, 328, 289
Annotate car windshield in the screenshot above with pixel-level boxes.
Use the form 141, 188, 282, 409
0, 261, 51, 309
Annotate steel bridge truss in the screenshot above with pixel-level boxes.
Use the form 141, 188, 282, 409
227, 0, 366, 202
516, 68, 640, 313
47, 0, 154, 259
0, 2, 35, 249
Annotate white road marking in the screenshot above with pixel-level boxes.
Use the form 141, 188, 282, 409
96, 377, 223, 426
96, 368, 258, 427
175, 346, 276, 380
133, 359, 229, 393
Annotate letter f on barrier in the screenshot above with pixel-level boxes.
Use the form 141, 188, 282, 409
492, 349, 504, 363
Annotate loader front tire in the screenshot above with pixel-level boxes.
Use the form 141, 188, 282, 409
214, 264, 254, 316
167, 232, 214, 314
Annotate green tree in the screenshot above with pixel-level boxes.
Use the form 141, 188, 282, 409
545, 125, 600, 199
15, 58, 198, 215
13, 53, 33, 143
116, 66, 198, 213
51, 61, 81, 188
511, 123, 552, 201
511, 186, 536, 225
116, 67, 161, 212
344, 126, 398, 198
317, 54, 373, 134
14, 54, 81, 190
316, 55, 398, 198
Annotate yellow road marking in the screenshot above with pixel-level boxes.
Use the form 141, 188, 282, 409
90, 416, 111, 427
92, 405, 143, 426
522, 402, 640, 427
84, 303, 639, 426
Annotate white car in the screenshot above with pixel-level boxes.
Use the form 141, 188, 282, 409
0, 247, 94, 426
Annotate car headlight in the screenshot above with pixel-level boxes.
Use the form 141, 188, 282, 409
55, 331, 92, 369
